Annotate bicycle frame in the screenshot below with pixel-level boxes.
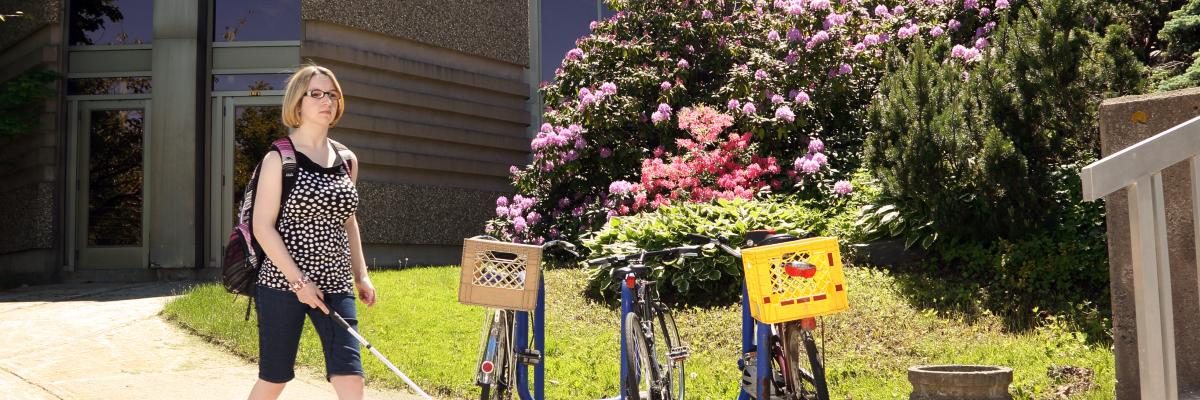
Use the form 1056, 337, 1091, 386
474, 272, 546, 400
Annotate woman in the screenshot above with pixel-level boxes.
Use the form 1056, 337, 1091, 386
248, 64, 377, 400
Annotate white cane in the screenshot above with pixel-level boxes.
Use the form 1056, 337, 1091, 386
327, 307, 434, 400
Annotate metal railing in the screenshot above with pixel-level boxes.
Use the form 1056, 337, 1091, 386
1079, 114, 1200, 400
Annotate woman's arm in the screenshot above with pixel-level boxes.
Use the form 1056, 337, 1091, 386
253, 151, 328, 313
344, 152, 376, 305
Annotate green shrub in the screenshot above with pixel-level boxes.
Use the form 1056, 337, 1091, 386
581, 196, 861, 305
0, 68, 59, 138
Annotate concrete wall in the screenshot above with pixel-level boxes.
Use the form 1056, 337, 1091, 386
1098, 87, 1200, 399
300, 17, 530, 265
0, 0, 64, 286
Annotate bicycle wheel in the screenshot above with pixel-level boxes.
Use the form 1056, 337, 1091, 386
623, 312, 658, 400
478, 310, 514, 400
652, 307, 686, 400
778, 321, 828, 400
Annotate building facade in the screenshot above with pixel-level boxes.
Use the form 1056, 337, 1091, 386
0, 0, 623, 286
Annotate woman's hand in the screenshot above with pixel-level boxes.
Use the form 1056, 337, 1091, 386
296, 283, 329, 314
357, 277, 377, 307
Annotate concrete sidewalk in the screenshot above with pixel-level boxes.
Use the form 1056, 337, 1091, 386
0, 281, 427, 400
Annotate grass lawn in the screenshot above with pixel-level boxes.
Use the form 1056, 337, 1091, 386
162, 266, 1112, 399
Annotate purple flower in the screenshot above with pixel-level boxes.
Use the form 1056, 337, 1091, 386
833, 180, 853, 195
509, 165, 519, 174
652, 103, 672, 124
728, 99, 741, 111
526, 212, 542, 226
795, 157, 821, 174
795, 91, 811, 104
975, 37, 989, 50
979, 7, 991, 17
677, 59, 690, 69
784, 50, 800, 65
661, 81, 673, 91
574, 138, 587, 149
837, 63, 853, 75
580, 93, 597, 106
808, 137, 825, 153
874, 4, 890, 17
599, 147, 613, 158
657, 103, 672, 114
964, 0, 978, 9
754, 69, 769, 80
948, 19, 962, 31
807, 30, 830, 49
702, 9, 713, 19
930, 26, 945, 37
951, 44, 967, 58
569, 124, 582, 134
571, 206, 584, 218
809, 0, 830, 10
497, 196, 509, 207
513, 216, 527, 232
775, 105, 795, 122
742, 102, 757, 115
893, 5, 905, 15
548, 228, 560, 239
768, 30, 781, 41
496, 206, 509, 217
863, 34, 881, 46
771, 94, 785, 104
600, 82, 618, 95
558, 197, 571, 209
609, 180, 634, 195
565, 48, 584, 61
811, 152, 828, 166
786, 28, 802, 43
824, 13, 847, 29
539, 123, 553, 132
589, 21, 598, 30
898, 25, 918, 39
995, 0, 1009, 9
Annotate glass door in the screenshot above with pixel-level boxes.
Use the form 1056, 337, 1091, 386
74, 100, 150, 268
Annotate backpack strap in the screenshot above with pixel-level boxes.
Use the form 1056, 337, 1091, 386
329, 138, 355, 178
253, 137, 300, 268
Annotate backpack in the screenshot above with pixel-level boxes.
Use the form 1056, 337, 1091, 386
221, 137, 355, 319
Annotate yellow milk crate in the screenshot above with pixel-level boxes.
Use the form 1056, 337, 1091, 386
458, 238, 544, 311
741, 236, 849, 324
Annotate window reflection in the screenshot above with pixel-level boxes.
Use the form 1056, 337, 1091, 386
214, 0, 300, 42
231, 106, 288, 224
68, 77, 152, 95
69, 0, 153, 45
88, 109, 144, 246
213, 74, 289, 92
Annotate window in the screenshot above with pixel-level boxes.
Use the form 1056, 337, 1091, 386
69, 0, 154, 46
68, 77, 152, 95
212, 74, 290, 92
540, 0, 614, 84
213, 0, 301, 42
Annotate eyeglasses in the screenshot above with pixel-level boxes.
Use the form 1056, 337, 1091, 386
304, 89, 341, 101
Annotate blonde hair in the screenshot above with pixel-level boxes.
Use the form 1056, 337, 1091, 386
281, 64, 345, 128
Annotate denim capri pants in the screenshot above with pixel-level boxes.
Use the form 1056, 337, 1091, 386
256, 285, 363, 383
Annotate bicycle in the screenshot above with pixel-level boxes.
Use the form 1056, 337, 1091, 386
686, 230, 848, 400
586, 245, 699, 400
462, 236, 579, 400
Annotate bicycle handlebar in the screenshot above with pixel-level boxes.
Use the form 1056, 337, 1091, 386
585, 245, 701, 268
541, 240, 580, 260
685, 234, 742, 259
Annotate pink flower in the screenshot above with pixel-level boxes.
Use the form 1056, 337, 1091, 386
795, 91, 811, 104
768, 30, 780, 41
893, 5, 905, 15
754, 69, 769, 80
948, 19, 962, 31
600, 82, 618, 95
599, 147, 613, 158
609, 180, 635, 195
728, 99, 741, 111
496, 206, 509, 217
496, 196, 509, 207
979, 7, 991, 17
951, 44, 967, 58
771, 94, 784, 104
677, 59, 690, 69
787, 27, 802, 42
930, 26, 945, 37
863, 34, 881, 46
833, 180, 853, 195
824, 13, 847, 29
811, 152, 828, 166
807, 30, 830, 49
526, 212, 541, 226
995, 0, 1009, 9
539, 123, 552, 132
808, 137, 825, 153
513, 216, 527, 232
874, 4, 890, 17
661, 81, 673, 91
975, 37, 989, 50
702, 9, 713, 19
565, 48, 584, 61
809, 0, 830, 10
775, 105, 795, 122
742, 102, 757, 115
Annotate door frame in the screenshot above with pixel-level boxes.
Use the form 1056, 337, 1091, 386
207, 92, 285, 267
66, 99, 152, 270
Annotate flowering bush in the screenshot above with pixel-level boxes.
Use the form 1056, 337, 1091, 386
487, 0, 1009, 244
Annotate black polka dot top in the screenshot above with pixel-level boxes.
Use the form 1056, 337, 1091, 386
258, 143, 360, 294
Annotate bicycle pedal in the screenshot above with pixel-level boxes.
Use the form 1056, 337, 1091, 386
515, 349, 542, 365
667, 346, 690, 361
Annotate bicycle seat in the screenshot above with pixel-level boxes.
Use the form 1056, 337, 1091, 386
746, 230, 810, 247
